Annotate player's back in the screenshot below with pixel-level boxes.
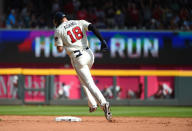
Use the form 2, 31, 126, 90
55, 20, 90, 55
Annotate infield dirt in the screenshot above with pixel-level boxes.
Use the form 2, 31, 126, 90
0, 116, 192, 131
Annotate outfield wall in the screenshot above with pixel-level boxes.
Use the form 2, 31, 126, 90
0, 69, 192, 106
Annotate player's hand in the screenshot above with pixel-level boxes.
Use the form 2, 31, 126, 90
100, 40, 109, 53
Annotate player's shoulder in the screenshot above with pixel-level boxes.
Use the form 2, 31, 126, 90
68, 20, 84, 24
79, 19, 90, 23
69, 19, 89, 24
55, 23, 65, 33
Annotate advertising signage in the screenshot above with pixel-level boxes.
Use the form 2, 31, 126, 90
0, 30, 192, 66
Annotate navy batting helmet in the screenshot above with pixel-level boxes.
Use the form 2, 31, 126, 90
53, 11, 66, 27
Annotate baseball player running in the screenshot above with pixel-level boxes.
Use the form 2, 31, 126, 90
53, 11, 112, 121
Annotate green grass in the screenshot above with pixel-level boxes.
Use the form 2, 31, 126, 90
0, 106, 192, 117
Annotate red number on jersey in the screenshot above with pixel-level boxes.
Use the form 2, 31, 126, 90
67, 30, 76, 43
67, 26, 84, 43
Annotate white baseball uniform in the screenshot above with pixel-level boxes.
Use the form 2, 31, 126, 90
54, 20, 107, 108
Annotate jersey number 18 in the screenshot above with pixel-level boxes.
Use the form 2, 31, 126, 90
67, 26, 83, 43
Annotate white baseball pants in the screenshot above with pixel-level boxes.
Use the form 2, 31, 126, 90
70, 48, 107, 108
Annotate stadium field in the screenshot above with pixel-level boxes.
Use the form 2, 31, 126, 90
0, 106, 192, 131
0, 105, 192, 131
0, 105, 192, 117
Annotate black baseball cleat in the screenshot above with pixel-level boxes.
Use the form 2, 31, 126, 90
89, 107, 97, 113
103, 102, 112, 121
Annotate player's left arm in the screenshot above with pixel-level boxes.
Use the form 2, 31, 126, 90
88, 24, 108, 52
80, 20, 108, 52
54, 30, 64, 53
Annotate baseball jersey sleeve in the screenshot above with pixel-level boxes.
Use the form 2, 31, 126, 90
54, 29, 63, 46
79, 20, 91, 31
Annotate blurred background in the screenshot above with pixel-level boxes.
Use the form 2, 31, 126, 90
0, 0, 192, 106
1, 0, 192, 30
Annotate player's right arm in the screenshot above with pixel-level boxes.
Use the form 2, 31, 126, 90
54, 29, 64, 53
